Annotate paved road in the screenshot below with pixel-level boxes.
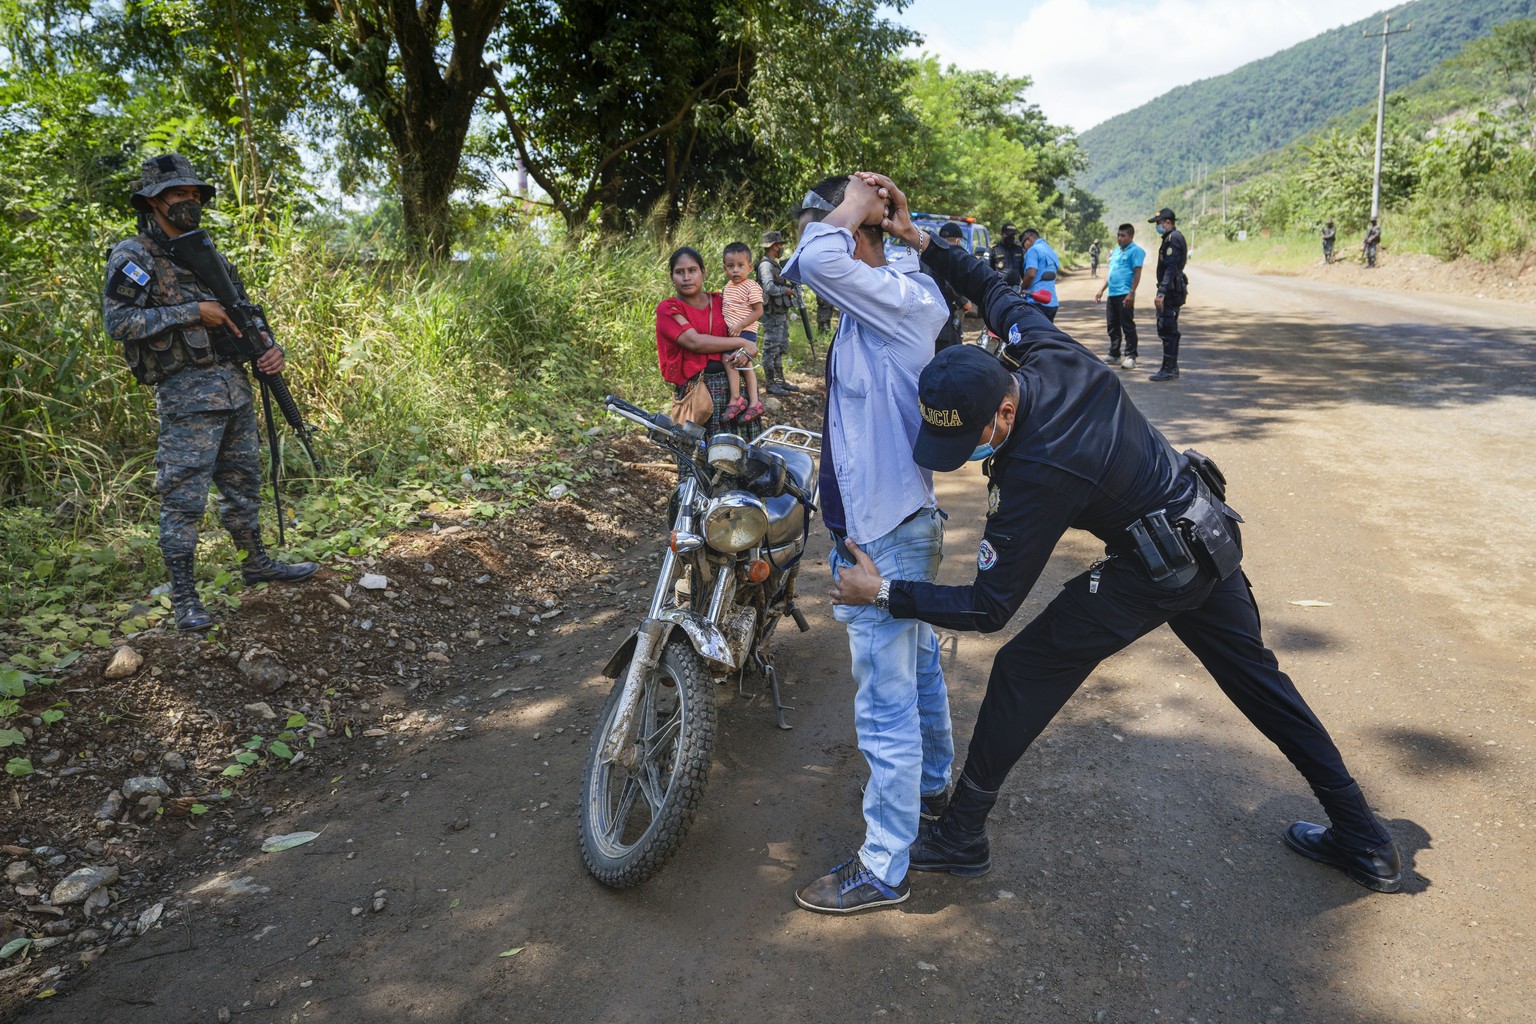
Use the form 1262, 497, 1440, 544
29, 266, 1536, 1023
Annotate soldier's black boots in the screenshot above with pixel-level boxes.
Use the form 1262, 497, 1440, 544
1283, 781, 1402, 893
164, 555, 213, 632
231, 530, 319, 585
909, 775, 997, 877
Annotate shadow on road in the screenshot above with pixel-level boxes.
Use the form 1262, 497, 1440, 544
1055, 297, 1536, 447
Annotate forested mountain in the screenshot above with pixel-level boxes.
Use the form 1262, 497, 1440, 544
1078, 0, 1536, 221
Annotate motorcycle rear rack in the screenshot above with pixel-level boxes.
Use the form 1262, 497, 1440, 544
755, 423, 821, 457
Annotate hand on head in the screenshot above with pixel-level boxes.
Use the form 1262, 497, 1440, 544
838, 173, 895, 226
852, 172, 916, 244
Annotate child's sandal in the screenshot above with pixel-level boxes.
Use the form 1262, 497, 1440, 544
740, 400, 765, 423
723, 396, 748, 421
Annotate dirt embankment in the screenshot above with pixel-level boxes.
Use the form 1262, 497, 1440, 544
1202, 246, 1536, 304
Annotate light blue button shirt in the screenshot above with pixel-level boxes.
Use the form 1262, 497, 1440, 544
784, 222, 945, 545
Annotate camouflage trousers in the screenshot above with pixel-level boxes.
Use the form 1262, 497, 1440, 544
761, 312, 790, 380
156, 402, 263, 558
816, 299, 837, 332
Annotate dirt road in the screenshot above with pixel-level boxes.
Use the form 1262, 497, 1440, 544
24, 266, 1536, 1023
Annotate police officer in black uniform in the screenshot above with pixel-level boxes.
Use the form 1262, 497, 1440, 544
994, 222, 1026, 291
934, 222, 971, 351
829, 172, 1402, 895
1149, 207, 1187, 381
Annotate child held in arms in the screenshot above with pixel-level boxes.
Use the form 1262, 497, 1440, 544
720, 242, 765, 423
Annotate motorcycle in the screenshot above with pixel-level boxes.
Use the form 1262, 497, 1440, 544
579, 395, 821, 888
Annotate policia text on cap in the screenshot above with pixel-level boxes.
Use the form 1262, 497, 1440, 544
828, 171, 1402, 896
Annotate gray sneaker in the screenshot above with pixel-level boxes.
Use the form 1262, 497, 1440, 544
1120, 355, 1137, 369
795, 854, 910, 913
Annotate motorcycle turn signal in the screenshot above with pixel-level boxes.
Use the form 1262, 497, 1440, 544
670, 530, 704, 554
745, 559, 772, 584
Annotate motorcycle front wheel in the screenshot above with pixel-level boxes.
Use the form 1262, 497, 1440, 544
579, 635, 717, 888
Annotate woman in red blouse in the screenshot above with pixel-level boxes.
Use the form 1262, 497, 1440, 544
655, 246, 764, 439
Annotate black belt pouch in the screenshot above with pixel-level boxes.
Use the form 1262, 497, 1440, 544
1179, 480, 1243, 581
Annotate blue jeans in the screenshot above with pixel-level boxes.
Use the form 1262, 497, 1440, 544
830, 508, 954, 884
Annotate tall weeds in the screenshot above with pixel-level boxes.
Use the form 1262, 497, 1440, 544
1, 198, 764, 624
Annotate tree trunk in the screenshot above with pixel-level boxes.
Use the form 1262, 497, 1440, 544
314, 0, 506, 259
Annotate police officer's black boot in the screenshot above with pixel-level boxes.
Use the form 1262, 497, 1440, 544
1148, 357, 1180, 382
908, 774, 997, 877
1283, 781, 1401, 893
230, 529, 319, 585
164, 554, 213, 632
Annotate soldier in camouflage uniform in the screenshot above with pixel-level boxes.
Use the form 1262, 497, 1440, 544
816, 294, 838, 335
755, 230, 799, 396
103, 154, 316, 632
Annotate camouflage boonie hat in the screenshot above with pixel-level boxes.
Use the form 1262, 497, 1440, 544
761, 229, 785, 246
131, 153, 215, 211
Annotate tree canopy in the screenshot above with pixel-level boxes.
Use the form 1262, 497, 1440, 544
1, 0, 1096, 256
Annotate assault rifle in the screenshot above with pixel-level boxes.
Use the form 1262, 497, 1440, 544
164, 229, 320, 544
789, 287, 817, 361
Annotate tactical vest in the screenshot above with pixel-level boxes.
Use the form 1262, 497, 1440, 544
756, 257, 792, 314
112, 234, 220, 385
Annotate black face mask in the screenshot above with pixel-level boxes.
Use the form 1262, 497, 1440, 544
162, 198, 203, 231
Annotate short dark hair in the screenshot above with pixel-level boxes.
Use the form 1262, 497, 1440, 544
1117, 223, 1134, 235
723, 241, 752, 261
668, 246, 704, 272
802, 175, 882, 248
1022, 228, 1040, 239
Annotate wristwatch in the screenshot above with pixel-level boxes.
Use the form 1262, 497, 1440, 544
874, 579, 892, 611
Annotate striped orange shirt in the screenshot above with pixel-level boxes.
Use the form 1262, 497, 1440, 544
722, 279, 763, 335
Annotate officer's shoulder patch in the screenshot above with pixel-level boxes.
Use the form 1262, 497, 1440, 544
987, 485, 1001, 517
1007, 323, 1020, 347
107, 261, 149, 304
977, 539, 998, 571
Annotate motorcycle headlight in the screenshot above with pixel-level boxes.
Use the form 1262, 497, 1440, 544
701, 491, 769, 553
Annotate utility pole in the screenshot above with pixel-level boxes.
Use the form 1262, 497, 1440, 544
1365, 14, 1411, 222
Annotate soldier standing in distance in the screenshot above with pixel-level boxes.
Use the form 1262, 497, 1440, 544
1363, 218, 1381, 268
1321, 220, 1337, 265
103, 154, 317, 632
1149, 207, 1188, 382
756, 230, 799, 395
816, 295, 838, 336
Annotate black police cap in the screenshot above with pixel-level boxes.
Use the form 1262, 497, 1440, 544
912, 346, 1012, 473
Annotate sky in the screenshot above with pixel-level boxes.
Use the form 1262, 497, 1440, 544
891, 0, 1400, 133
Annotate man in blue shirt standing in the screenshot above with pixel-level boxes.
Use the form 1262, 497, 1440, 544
784, 174, 955, 914
1020, 228, 1060, 322
1093, 223, 1145, 369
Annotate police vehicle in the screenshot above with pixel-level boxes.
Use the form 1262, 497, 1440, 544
884, 212, 994, 270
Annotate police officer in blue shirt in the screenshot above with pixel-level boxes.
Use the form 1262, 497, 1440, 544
829, 172, 1403, 895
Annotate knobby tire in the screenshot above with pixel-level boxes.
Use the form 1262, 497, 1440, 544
579, 636, 717, 887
